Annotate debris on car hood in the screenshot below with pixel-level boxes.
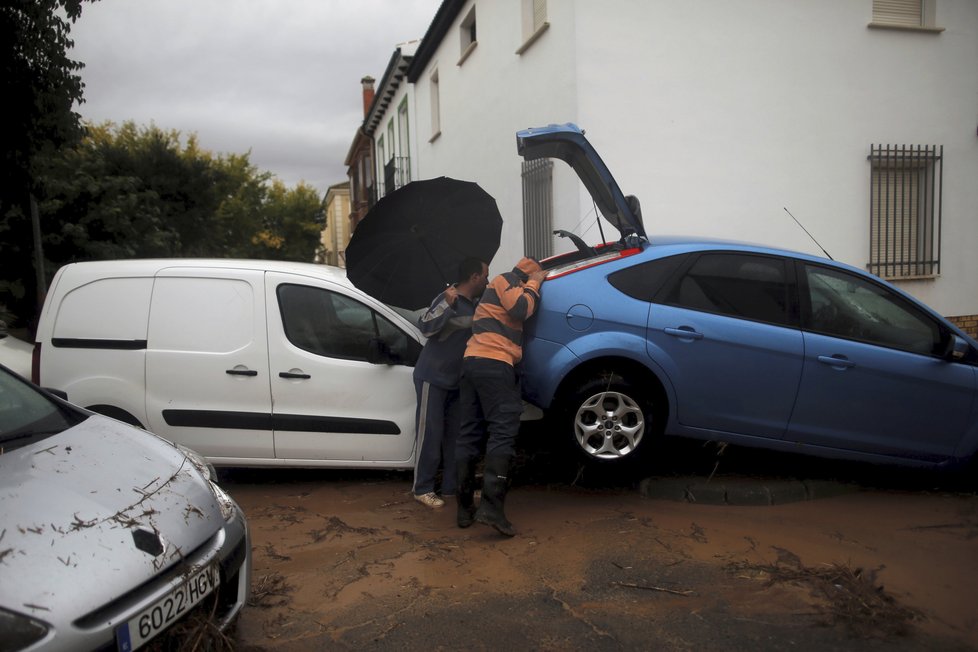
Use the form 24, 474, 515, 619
0, 415, 222, 617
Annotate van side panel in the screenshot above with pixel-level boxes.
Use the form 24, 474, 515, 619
45, 277, 153, 423
53, 278, 152, 341
145, 272, 274, 458
35, 258, 424, 469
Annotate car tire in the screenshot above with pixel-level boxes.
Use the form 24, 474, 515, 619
560, 371, 659, 468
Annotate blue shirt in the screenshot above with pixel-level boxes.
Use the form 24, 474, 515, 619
412, 291, 477, 390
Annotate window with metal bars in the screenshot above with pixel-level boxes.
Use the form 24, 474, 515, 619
868, 144, 942, 280
382, 157, 411, 197
521, 159, 553, 260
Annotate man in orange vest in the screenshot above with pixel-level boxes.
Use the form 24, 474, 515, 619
455, 256, 547, 536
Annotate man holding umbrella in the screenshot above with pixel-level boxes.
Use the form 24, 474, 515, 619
456, 256, 547, 536
412, 257, 489, 508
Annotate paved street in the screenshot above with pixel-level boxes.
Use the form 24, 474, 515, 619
221, 439, 978, 651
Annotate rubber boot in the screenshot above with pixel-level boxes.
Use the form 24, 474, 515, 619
455, 456, 478, 528
474, 455, 515, 537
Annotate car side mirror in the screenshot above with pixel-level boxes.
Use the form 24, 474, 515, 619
367, 337, 398, 365
941, 333, 970, 362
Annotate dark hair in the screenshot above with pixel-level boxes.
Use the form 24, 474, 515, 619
457, 257, 485, 283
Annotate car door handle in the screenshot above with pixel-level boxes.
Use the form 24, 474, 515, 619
664, 326, 704, 340
279, 371, 311, 379
225, 369, 258, 376
817, 355, 856, 369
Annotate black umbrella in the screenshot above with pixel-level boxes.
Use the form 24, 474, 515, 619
346, 176, 503, 310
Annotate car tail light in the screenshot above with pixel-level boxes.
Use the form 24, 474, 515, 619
543, 247, 642, 280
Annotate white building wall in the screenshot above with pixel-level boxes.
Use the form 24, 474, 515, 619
389, 0, 977, 316
572, 0, 978, 315
410, 0, 581, 272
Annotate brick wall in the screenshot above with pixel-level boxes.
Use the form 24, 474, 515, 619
947, 314, 978, 339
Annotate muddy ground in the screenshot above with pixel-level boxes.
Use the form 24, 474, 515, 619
220, 438, 978, 651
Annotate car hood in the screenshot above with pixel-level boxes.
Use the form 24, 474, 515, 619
0, 333, 33, 379
516, 123, 646, 240
0, 414, 224, 618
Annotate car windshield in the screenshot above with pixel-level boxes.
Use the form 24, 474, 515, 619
0, 369, 82, 452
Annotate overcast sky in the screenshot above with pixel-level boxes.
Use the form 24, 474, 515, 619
69, 0, 442, 195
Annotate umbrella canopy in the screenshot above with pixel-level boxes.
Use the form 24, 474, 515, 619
346, 176, 503, 310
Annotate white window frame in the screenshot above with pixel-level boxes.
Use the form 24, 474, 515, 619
397, 98, 411, 186
517, 0, 550, 55
429, 68, 441, 142
458, 7, 477, 65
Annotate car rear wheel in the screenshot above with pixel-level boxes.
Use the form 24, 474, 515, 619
563, 372, 657, 466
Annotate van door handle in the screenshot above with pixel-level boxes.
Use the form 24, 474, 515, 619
279, 371, 311, 379
664, 326, 704, 340
226, 369, 258, 376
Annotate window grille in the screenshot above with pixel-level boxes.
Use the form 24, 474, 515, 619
868, 144, 942, 279
382, 157, 411, 197
522, 159, 553, 260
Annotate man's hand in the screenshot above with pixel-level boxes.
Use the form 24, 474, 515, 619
444, 285, 459, 307
529, 269, 547, 285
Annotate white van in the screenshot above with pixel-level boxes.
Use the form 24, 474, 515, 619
33, 259, 424, 468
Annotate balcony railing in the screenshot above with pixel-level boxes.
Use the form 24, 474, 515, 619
381, 157, 411, 197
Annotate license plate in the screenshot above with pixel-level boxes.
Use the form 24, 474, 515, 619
115, 563, 220, 652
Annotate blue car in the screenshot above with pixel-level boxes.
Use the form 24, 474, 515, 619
517, 124, 978, 470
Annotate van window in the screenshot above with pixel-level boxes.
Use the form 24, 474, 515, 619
150, 277, 255, 352
277, 284, 417, 363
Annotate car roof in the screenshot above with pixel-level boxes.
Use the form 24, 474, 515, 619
48, 259, 423, 337
56, 258, 351, 284
638, 235, 977, 335
647, 234, 829, 262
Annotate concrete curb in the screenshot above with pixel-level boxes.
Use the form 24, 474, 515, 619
638, 475, 858, 505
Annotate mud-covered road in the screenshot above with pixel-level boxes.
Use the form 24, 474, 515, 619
221, 440, 977, 651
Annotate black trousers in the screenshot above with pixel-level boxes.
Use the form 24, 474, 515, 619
456, 357, 522, 459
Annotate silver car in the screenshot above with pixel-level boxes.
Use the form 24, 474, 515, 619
0, 321, 32, 380
0, 363, 250, 651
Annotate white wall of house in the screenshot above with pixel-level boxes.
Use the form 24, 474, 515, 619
375, 0, 977, 317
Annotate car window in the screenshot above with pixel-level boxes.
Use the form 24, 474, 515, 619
0, 369, 81, 451
802, 264, 943, 355
661, 253, 792, 326
608, 254, 687, 302
277, 284, 419, 364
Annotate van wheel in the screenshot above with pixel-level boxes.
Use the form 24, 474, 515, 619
560, 372, 659, 468
88, 405, 144, 429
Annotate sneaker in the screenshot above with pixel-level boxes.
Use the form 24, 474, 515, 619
414, 492, 445, 508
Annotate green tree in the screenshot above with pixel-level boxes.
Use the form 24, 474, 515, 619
37, 120, 325, 267
249, 180, 324, 262
1, 0, 93, 327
